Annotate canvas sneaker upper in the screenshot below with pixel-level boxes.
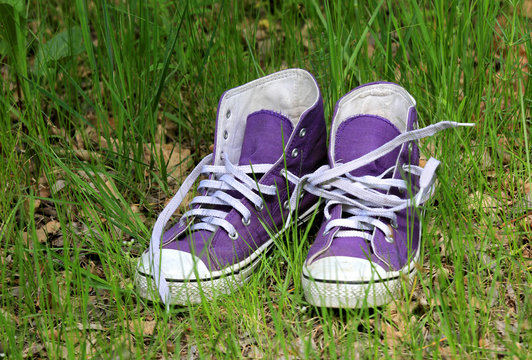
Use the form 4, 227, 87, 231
298, 82, 473, 308
136, 69, 327, 305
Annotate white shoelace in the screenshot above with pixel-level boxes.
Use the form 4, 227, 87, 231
149, 153, 288, 304
284, 121, 474, 247
148, 121, 473, 305
303, 158, 440, 243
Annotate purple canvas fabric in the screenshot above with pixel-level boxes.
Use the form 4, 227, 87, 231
238, 110, 294, 166
159, 73, 327, 271
334, 115, 402, 175
307, 95, 420, 272
207, 99, 327, 269
305, 204, 384, 269
162, 110, 298, 269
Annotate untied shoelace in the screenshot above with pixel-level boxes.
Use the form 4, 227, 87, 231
149, 152, 296, 305
149, 120, 474, 305
283, 121, 474, 255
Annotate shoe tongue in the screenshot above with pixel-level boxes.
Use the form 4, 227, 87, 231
239, 110, 294, 166
334, 115, 402, 176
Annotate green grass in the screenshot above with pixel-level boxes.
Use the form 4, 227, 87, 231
1, 0, 530, 358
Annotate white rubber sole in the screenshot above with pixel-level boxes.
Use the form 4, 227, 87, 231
135, 202, 320, 305
301, 257, 418, 309
135, 238, 272, 304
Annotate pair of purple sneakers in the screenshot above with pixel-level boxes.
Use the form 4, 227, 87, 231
135, 69, 471, 308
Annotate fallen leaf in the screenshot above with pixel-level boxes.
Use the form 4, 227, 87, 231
38, 176, 51, 198
51, 179, 67, 194
382, 322, 402, 348
524, 182, 532, 208
52, 235, 64, 247
103, 176, 119, 199
76, 322, 105, 331
474, 148, 493, 170
40, 203, 57, 217
155, 124, 165, 144
381, 306, 406, 349
74, 149, 91, 161
161, 143, 191, 180
44, 220, 61, 234
23, 197, 41, 213
75, 130, 84, 149
496, 135, 513, 164
128, 319, 156, 336
438, 346, 454, 359
479, 250, 497, 271
494, 319, 518, 337
143, 143, 192, 183
23, 221, 58, 245
86, 126, 99, 145
129, 204, 146, 223
470, 191, 500, 212
45, 341, 69, 359
22, 228, 44, 245
21, 342, 44, 358
166, 340, 176, 353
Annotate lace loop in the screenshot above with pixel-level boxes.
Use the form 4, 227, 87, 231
299, 121, 473, 246
148, 152, 298, 304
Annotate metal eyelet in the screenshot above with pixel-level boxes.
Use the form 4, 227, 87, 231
229, 232, 238, 240
291, 148, 299, 158
385, 236, 395, 243
299, 128, 307, 137
391, 219, 398, 229
283, 200, 290, 210
279, 169, 285, 176
242, 217, 250, 226
223, 130, 228, 139
255, 203, 264, 211
226, 110, 231, 119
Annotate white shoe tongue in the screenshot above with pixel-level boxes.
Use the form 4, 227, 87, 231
238, 110, 294, 166
333, 115, 402, 176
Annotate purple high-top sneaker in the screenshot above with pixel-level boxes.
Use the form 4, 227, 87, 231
136, 69, 327, 305
300, 82, 473, 308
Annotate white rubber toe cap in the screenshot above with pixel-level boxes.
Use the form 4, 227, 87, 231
138, 249, 211, 281
303, 256, 392, 283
